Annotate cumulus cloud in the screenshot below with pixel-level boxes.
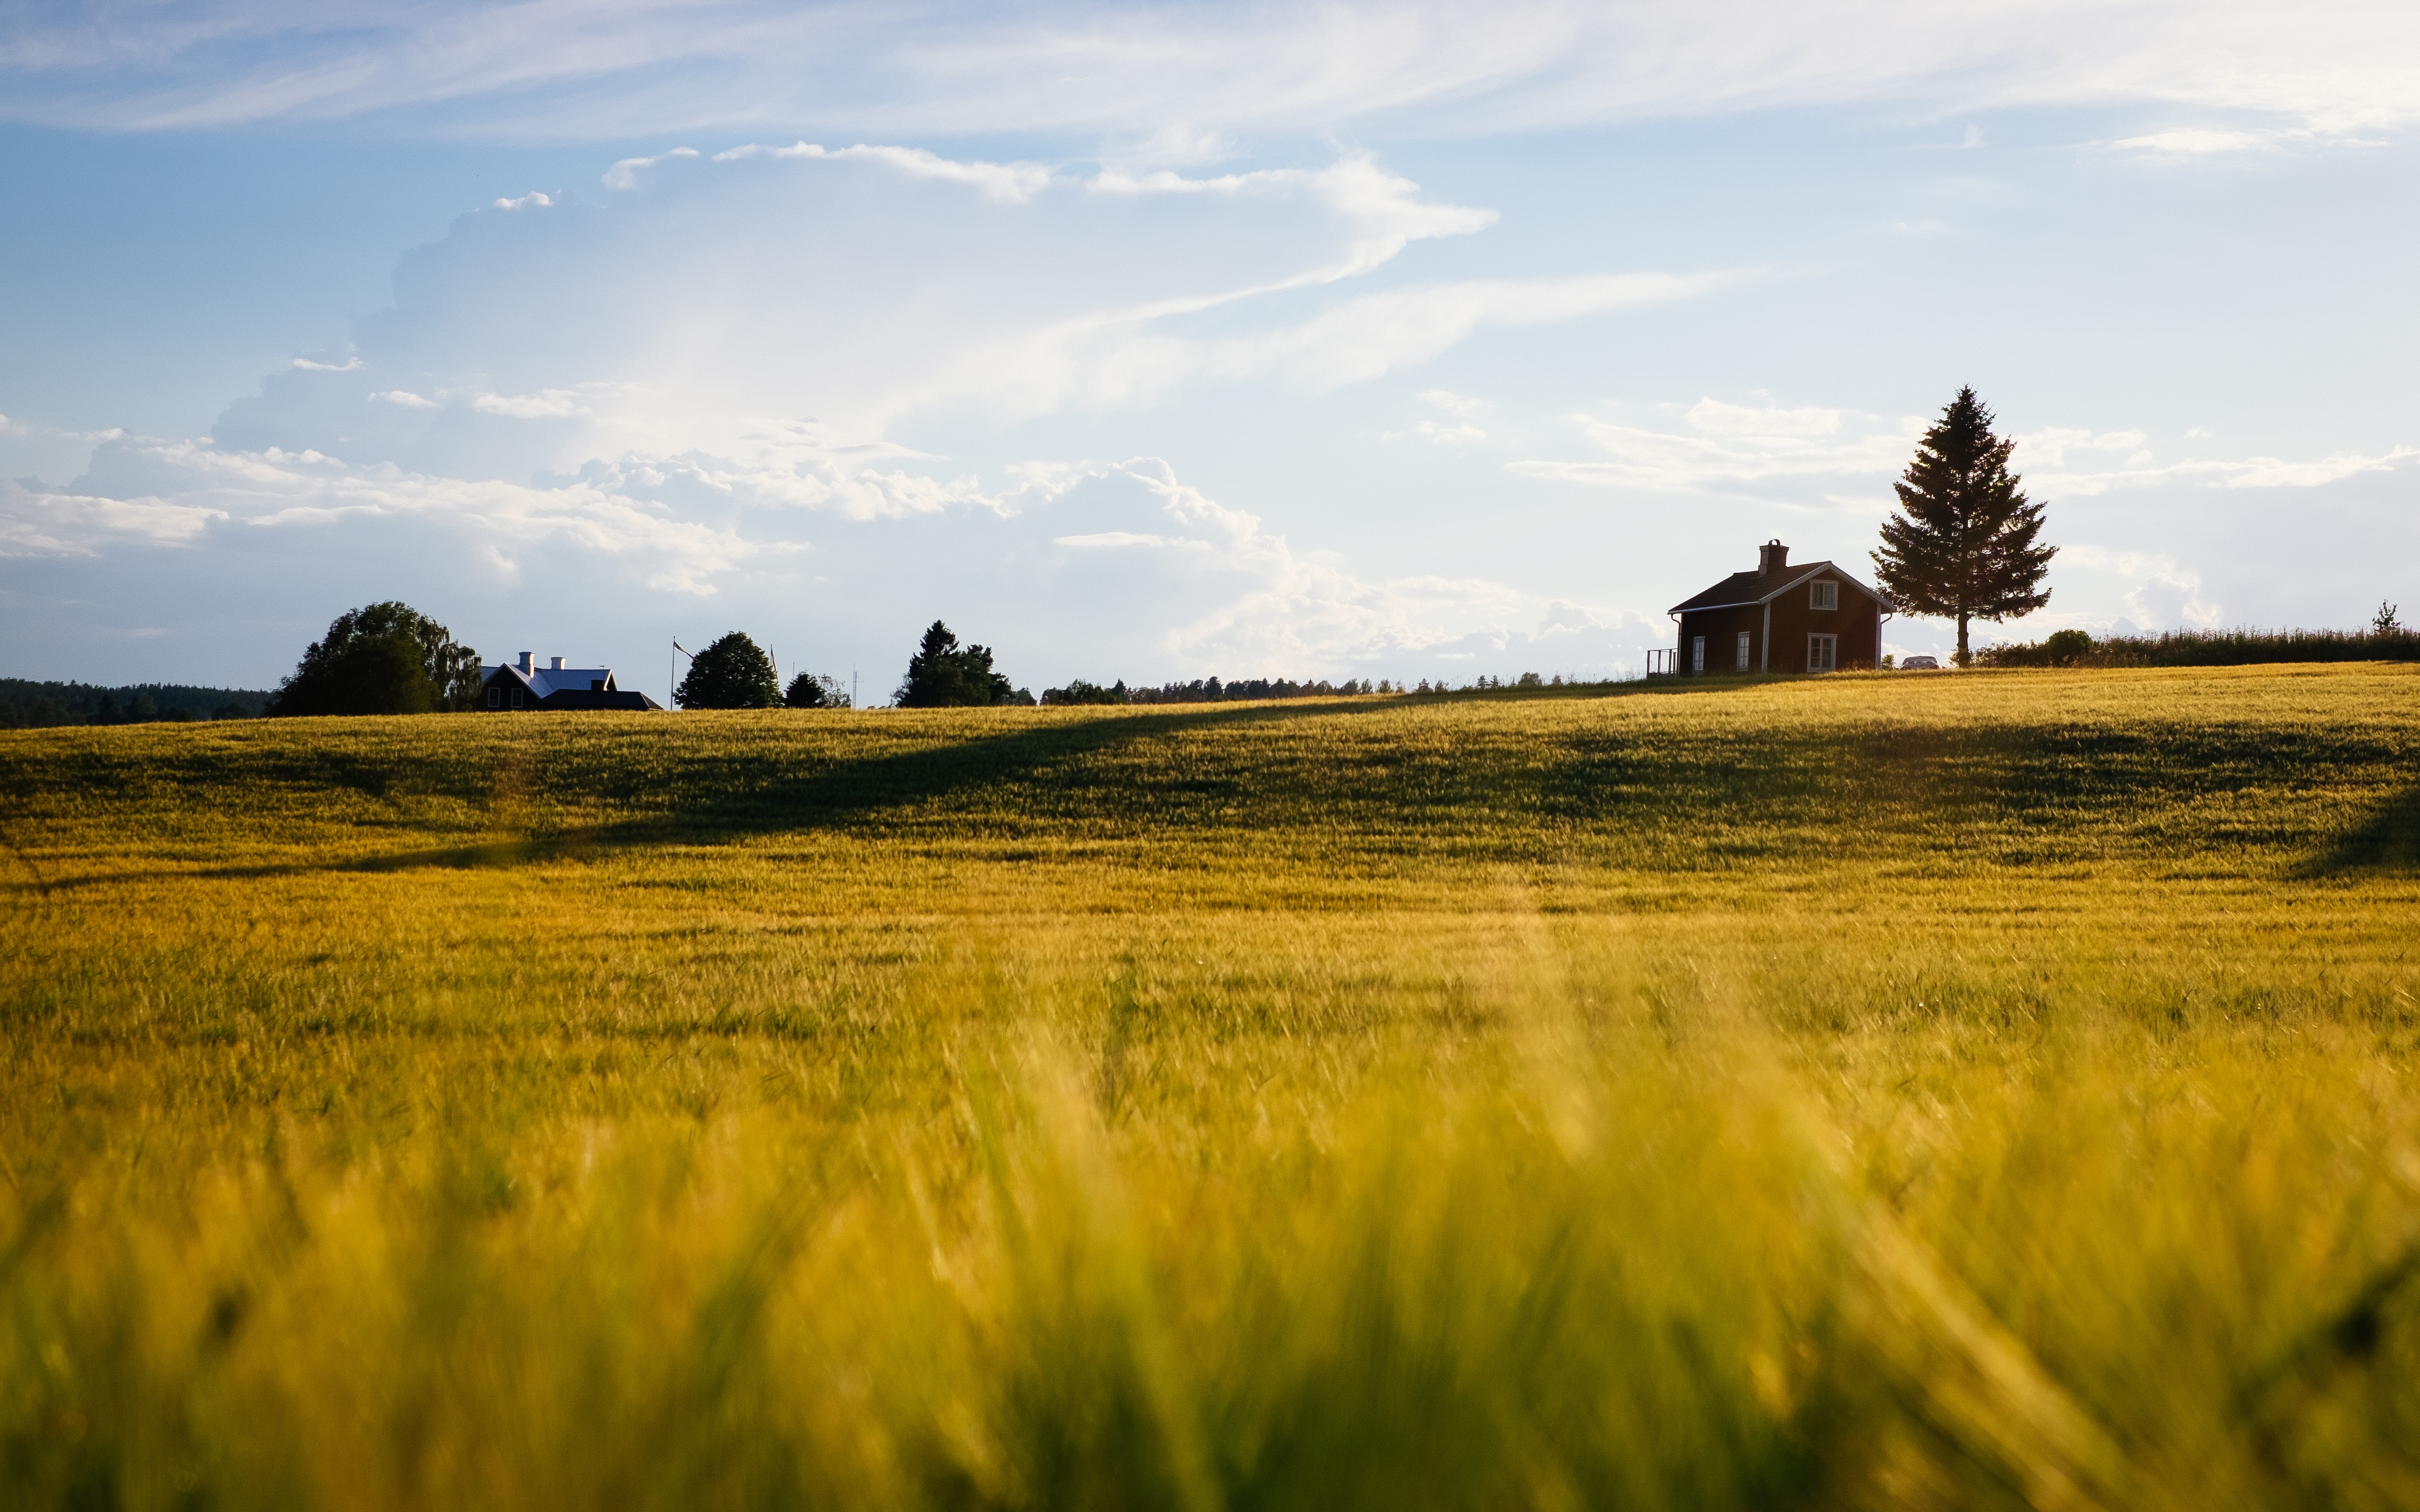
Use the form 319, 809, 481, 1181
0, 437, 1655, 681
2060, 545, 2222, 629
0, 476, 225, 557
290, 355, 363, 372
3, 434, 758, 592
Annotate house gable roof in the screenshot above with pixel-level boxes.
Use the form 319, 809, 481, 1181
1667, 561, 1886, 616
484, 663, 618, 699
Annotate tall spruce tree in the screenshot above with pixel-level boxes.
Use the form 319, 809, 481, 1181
895, 621, 1016, 707
1872, 387, 2056, 666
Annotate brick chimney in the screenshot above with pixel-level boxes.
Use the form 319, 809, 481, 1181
1757, 539, 1789, 575
517, 651, 533, 674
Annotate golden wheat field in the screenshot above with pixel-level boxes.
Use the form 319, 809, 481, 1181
4, 662, 2419, 1510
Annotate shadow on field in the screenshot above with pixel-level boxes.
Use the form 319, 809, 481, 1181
2301, 783, 2420, 876
25, 699, 1404, 887
12, 674, 2369, 892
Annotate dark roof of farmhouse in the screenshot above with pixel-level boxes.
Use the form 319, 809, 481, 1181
1668, 560, 1884, 615
487, 661, 617, 698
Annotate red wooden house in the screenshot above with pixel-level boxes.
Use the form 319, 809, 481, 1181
1666, 540, 1886, 675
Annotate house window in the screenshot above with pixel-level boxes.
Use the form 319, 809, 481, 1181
486, 687, 501, 709
1810, 580, 1838, 611
1691, 635, 1706, 674
512, 688, 525, 709
1808, 634, 1837, 672
1736, 630, 1752, 669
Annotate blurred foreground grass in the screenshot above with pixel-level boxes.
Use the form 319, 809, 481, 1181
4, 664, 2420, 1509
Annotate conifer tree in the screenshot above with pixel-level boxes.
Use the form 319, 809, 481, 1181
1872, 387, 2056, 666
895, 621, 1016, 707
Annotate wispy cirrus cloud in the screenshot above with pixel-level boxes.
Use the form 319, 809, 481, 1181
1514, 398, 2415, 500
224, 141, 1684, 450
7, 1, 2418, 147
1511, 397, 1921, 493
2029, 440, 2417, 494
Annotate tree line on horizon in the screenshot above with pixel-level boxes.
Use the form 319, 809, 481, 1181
0, 679, 267, 729
21, 387, 2405, 725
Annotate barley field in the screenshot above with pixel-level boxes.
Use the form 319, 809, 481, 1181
4, 663, 2418, 1510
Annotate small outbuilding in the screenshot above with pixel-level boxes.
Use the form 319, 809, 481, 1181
1666, 541, 1887, 675
479, 652, 663, 711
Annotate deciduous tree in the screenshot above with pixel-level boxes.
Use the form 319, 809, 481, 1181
266, 601, 481, 716
785, 672, 852, 709
1872, 387, 2055, 666
675, 633, 782, 709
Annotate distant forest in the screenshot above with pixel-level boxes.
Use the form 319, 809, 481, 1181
0, 680, 271, 728
1977, 626, 2420, 669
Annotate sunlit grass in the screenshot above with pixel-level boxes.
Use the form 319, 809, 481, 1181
4, 663, 2418, 1508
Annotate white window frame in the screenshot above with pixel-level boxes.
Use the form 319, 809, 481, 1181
1808, 633, 1837, 672
1735, 630, 1751, 669
1691, 635, 1706, 674
1809, 580, 1838, 611
486, 687, 501, 709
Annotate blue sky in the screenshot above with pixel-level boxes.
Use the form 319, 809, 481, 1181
3, 2, 2415, 695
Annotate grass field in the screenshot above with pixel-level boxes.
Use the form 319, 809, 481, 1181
5, 663, 2419, 1510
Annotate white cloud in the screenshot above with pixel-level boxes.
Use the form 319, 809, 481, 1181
602, 146, 699, 191
370, 389, 437, 409
1385, 420, 1487, 445
491, 191, 554, 209
0, 437, 1658, 680
290, 355, 363, 372
3, 435, 757, 592
471, 388, 590, 419
0, 476, 225, 557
